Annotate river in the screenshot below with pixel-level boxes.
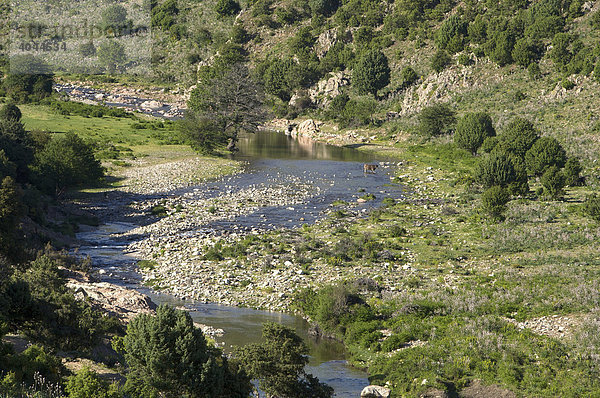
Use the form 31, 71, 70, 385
75, 128, 403, 397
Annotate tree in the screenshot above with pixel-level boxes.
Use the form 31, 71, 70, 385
541, 166, 565, 199
563, 157, 583, 186
0, 176, 23, 258
431, 49, 451, 72
400, 66, 418, 88
102, 5, 129, 35
454, 112, 495, 153
418, 103, 456, 136
309, 0, 339, 16
435, 15, 467, 53
215, 0, 241, 16
32, 132, 103, 196
97, 41, 127, 73
477, 152, 517, 188
497, 118, 539, 158
123, 304, 251, 398
584, 194, 600, 221
236, 323, 333, 398
352, 49, 391, 96
525, 136, 566, 176
0, 103, 22, 122
177, 111, 228, 154
0, 117, 34, 182
512, 38, 540, 68
481, 186, 510, 220
188, 63, 268, 152
3, 56, 53, 103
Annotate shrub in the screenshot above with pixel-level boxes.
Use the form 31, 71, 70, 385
435, 15, 467, 53
66, 367, 122, 398
417, 103, 456, 136
309, 0, 339, 16
541, 166, 565, 199
0, 103, 22, 122
563, 157, 582, 186
525, 136, 566, 176
584, 195, 600, 221
550, 33, 572, 70
454, 112, 495, 154
101, 4, 128, 33
339, 97, 377, 127
97, 41, 126, 73
215, 0, 241, 16
400, 66, 418, 88
480, 136, 498, 153
512, 38, 540, 68
79, 42, 97, 57
431, 49, 451, 72
497, 118, 539, 158
477, 152, 516, 188
482, 186, 511, 220
352, 49, 391, 96
528, 63, 542, 80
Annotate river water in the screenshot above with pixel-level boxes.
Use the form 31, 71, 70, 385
75, 130, 404, 397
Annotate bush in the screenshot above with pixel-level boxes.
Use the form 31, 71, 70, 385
525, 136, 566, 176
512, 38, 540, 68
352, 49, 391, 96
101, 4, 128, 33
541, 166, 565, 199
339, 97, 377, 127
215, 0, 241, 16
124, 304, 251, 398
400, 66, 418, 88
97, 41, 126, 73
454, 112, 495, 154
0, 103, 22, 122
431, 49, 451, 72
482, 186, 511, 220
477, 152, 517, 188
584, 194, 600, 221
66, 367, 122, 398
32, 132, 103, 196
435, 15, 467, 53
497, 118, 539, 158
79, 42, 97, 57
563, 157, 583, 186
309, 0, 339, 16
417, 103, 456, 136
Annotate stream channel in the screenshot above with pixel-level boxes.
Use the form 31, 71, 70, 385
75, 128, 405, 397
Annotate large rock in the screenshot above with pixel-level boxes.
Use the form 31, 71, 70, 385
308, 71, 350, 107
140, 100, 164, 109
361, 385, 391, 398
295, 119, 321, 137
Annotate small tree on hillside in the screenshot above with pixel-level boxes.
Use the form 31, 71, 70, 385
454, 112, 495, 154
97, 41, 127, 73
236, 323, 333, 398
482, 185, 511, 220
541, 166, 565, 199
563, 157, 583, 186
215, 0, 241, 16
497, 118, 539, 158
525, 136, 566, 176
353, 49, 391, 96
418, 103, 456, 136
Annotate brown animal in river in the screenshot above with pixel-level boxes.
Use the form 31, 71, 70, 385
363, 164, 379, 173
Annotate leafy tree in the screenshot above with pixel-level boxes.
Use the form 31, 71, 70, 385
32, 132, 103, 196
177, 111, 228, 154
102, 5, 129, 34
0, 103, 22, 122
215, 0, 241, 16
400, 66, 418, 88
454, 112, 495, 154
512, 38, 540, 67
352, 49, 391, 96
435, 15, 467, 53
431, 49, 451, 73
481, 185, 510, 220
488, 29, 515, 66
418, 103, 456, 136
541, 165, 565, 199
550, 33, 572, 70
525, 136, 566, 176
188, 63, 267, 152
477, 151, 517, 188
497, 118, 539, 158
123, 304, 250, 398
563, 157, 583, 186
309, 0, 339, 16
236, 323, 333, 398
66, 367, 122, 398
97, 41, 127, 73
230, 24, 250, 44
262, 58, 297, 101
0, 176, 23, 258
584, 194, 600, 221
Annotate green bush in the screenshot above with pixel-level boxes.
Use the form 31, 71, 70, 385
352, 49, 391, 96
97, 40, 126, 73
497, 118, 539, 158
431, 49, 451, 72
477, 152, 517, 188
0, 103, 22, 122
339, 97, 377, 127
525, 136, 566, 176
79, 42, 97, 57
563, 157, 582, 186
541, 166, 565, 199
584, 194, 600, 221
215, 0, 241, 16
454, 112, 495, 154
482, 185, 511, 220
66, 367, 122, 398
417, 103, 456, 136
512, 38, 540, 67
400, 66, 418, 88
549, 33, 572, 70
435, 15, 467, 53
309, 0, 339, 16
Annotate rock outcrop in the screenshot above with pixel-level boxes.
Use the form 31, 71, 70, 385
307, 71, 350, 107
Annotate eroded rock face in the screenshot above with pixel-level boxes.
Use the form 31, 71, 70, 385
315, 29, 337, 58
66, 279, 157, 322
307, 71, 350, 107
295, 119, 322, 137
361, 385, 391, 398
